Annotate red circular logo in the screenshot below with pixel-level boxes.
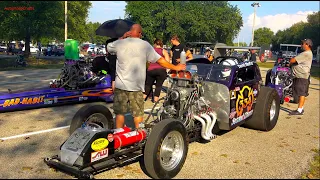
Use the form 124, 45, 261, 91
107, 134, 114, 142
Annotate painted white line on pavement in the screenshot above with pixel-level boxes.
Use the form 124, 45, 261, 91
0, 126, 70, 141
0, 107, 161, 141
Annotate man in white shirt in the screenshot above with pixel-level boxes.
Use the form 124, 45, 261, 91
288, 39, 313, 115
107, 24, 186, 128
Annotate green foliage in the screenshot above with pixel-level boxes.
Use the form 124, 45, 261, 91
86, 22, 107, 45
0, 1, 92, 57
271, 11, 320, 51
125, 1, 243, 45
66, 1, 92, 43
254, 27, 274, 47
233, 42, 248, 47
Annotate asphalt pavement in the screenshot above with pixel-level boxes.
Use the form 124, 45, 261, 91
0, 67, 319, 179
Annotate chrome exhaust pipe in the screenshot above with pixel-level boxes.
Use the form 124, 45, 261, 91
200, 114, 214, 139
208, 112, 217, 139
193, 115, 211, 140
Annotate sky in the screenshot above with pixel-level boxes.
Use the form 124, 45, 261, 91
88, 1, 319, 45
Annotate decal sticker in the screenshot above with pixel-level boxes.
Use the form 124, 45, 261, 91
107, 134, 114, 142
82, 88, 113, 97
2, 96, 45, 107
231, 110, 253, 126
79, 97, 84, 101
229, 111, 237, 119
44, 99, 53, 105
230, 91, 236, 100
237, 61, 253, 68
91, 138, 109, 151
236, 86, 254, 117
235, 87, 240, 91
91, 149, 108, 163
54, 96, 58, 103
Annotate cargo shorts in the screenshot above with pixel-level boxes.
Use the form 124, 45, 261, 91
113, 88, 144, 117
293, 77, 310, 97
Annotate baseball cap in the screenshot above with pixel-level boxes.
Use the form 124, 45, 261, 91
301, 39, 313, 47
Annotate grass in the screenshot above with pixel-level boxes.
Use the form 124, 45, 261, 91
301, 149, 320, 179
257, 62, 275, 69
0, 56, 64, 71
256, 62, 320, 80
310, 66, 320, 80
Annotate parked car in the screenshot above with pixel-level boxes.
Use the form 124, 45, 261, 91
55, 45, 64, 56
43, 45, 56, 56
0, 43, 7, 52
97, 45, 106, 55
81, 43, 98, 54
22, 45, 38, 53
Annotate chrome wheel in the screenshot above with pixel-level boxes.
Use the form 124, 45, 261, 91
159, 131, 185, 171
85, 113, 108, 129
270, 99, 276, 121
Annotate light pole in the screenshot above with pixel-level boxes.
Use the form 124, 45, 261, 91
65, 1, 68, 41
251, 2, 260, 47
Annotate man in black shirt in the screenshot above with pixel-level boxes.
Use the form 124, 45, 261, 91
249, 49, 257, 62
91, 38, 118, 91
170, 35, 193, 65
105, 38, 118, 91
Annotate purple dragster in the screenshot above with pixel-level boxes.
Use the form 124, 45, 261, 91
0, 59, 114, 113
265, 57, 294, 104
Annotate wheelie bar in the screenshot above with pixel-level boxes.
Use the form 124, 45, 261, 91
44, 144, 144, 179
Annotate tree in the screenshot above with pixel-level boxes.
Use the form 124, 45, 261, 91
0, 1, 91, 57
125, 1, 243, 45
253, 27, 274, 47
65, 1, 92, 43
271, 11, 319, 51
86, 22, 107, 44
304, 11, 320, 48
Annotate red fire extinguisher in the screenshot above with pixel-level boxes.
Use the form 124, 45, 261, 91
113, 129, 147, 149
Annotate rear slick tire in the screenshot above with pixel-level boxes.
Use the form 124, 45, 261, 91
244, 86, 280, 131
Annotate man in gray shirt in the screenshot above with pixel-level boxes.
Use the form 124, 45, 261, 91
288, 38, 313, 115
107, 24, 186, 128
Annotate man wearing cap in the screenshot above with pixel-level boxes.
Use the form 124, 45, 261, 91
288, 39, 313, 115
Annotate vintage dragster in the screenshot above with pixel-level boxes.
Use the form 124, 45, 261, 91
44, 46, 281, 179
265, 56, 296, 104
0, 57, 114, 113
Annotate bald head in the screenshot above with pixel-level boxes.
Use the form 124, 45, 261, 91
130, 24, 143, 38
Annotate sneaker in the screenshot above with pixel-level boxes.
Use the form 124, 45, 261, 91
289, 109, 304, 115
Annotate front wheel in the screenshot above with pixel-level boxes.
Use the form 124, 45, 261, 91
140, 119, 188, 179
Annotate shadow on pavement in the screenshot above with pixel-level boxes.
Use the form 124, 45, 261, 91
280, 106, 292, 113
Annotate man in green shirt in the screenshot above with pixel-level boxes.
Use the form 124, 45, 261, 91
288, 39, 313, 115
